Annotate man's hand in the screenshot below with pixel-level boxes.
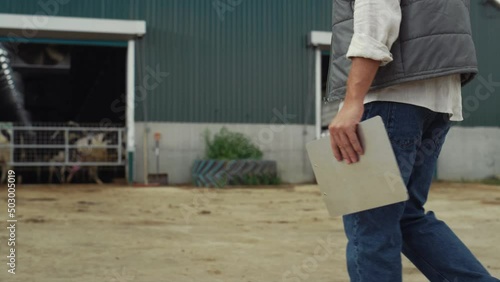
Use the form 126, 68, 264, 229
328, 57, 381, 164
328, 100, 364, 164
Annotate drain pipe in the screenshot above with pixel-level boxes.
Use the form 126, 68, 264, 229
0, 43, 35, 156
0, 43, 33, 130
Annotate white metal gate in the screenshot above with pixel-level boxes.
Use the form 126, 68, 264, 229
1, 125, 125, 167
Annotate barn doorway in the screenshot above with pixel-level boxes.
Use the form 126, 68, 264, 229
1, 42, 127, 184
0, 14, 146, 184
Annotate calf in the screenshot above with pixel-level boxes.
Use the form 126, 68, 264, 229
66, 133, 110, 185
48, 151, 66, 184
0, 129, 12, 184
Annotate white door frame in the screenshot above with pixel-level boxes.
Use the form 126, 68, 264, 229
126, 40, 137, 184
308, 31, 333, 139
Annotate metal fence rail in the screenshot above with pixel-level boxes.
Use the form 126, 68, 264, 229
0, 124, 126, 167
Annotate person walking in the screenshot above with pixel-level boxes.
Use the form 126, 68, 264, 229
326, 0, 500, 281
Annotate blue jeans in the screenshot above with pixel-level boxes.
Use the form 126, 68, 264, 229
343, 101, 499, 282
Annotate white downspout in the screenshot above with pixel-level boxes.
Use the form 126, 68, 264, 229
315, 48, 322, 139
126, 39, 136, 184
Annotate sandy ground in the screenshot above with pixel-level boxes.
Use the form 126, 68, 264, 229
0, 182, 499, 282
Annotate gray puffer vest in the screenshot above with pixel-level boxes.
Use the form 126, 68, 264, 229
327, 0, 478, 101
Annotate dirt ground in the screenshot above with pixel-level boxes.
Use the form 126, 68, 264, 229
0, 182, 499, 282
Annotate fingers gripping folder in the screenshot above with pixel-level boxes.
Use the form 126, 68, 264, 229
306, 116, 408, 217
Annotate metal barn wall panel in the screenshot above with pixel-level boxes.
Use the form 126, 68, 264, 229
463, 1, 500, 127
1, 0, 499, 126
0, 0, 331, 125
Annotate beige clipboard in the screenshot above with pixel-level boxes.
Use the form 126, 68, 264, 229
306, 116, 408, 217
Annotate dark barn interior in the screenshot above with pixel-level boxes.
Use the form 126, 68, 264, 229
0, 42, 127, 184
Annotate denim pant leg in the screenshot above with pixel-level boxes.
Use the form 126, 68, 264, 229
400, 113, 498, 282
343, 101, 430, 282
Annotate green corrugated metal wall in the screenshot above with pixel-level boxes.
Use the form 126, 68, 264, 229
0, 0, 499, 126
463, 1, 500, 127
0, 0, 331, 125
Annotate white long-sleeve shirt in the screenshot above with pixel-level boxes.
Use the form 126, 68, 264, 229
343, 0, 463, 121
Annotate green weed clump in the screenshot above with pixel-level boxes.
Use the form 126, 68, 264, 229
204, 127, 263, 160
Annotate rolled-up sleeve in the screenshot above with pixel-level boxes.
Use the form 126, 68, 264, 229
346, 0, 402, 66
